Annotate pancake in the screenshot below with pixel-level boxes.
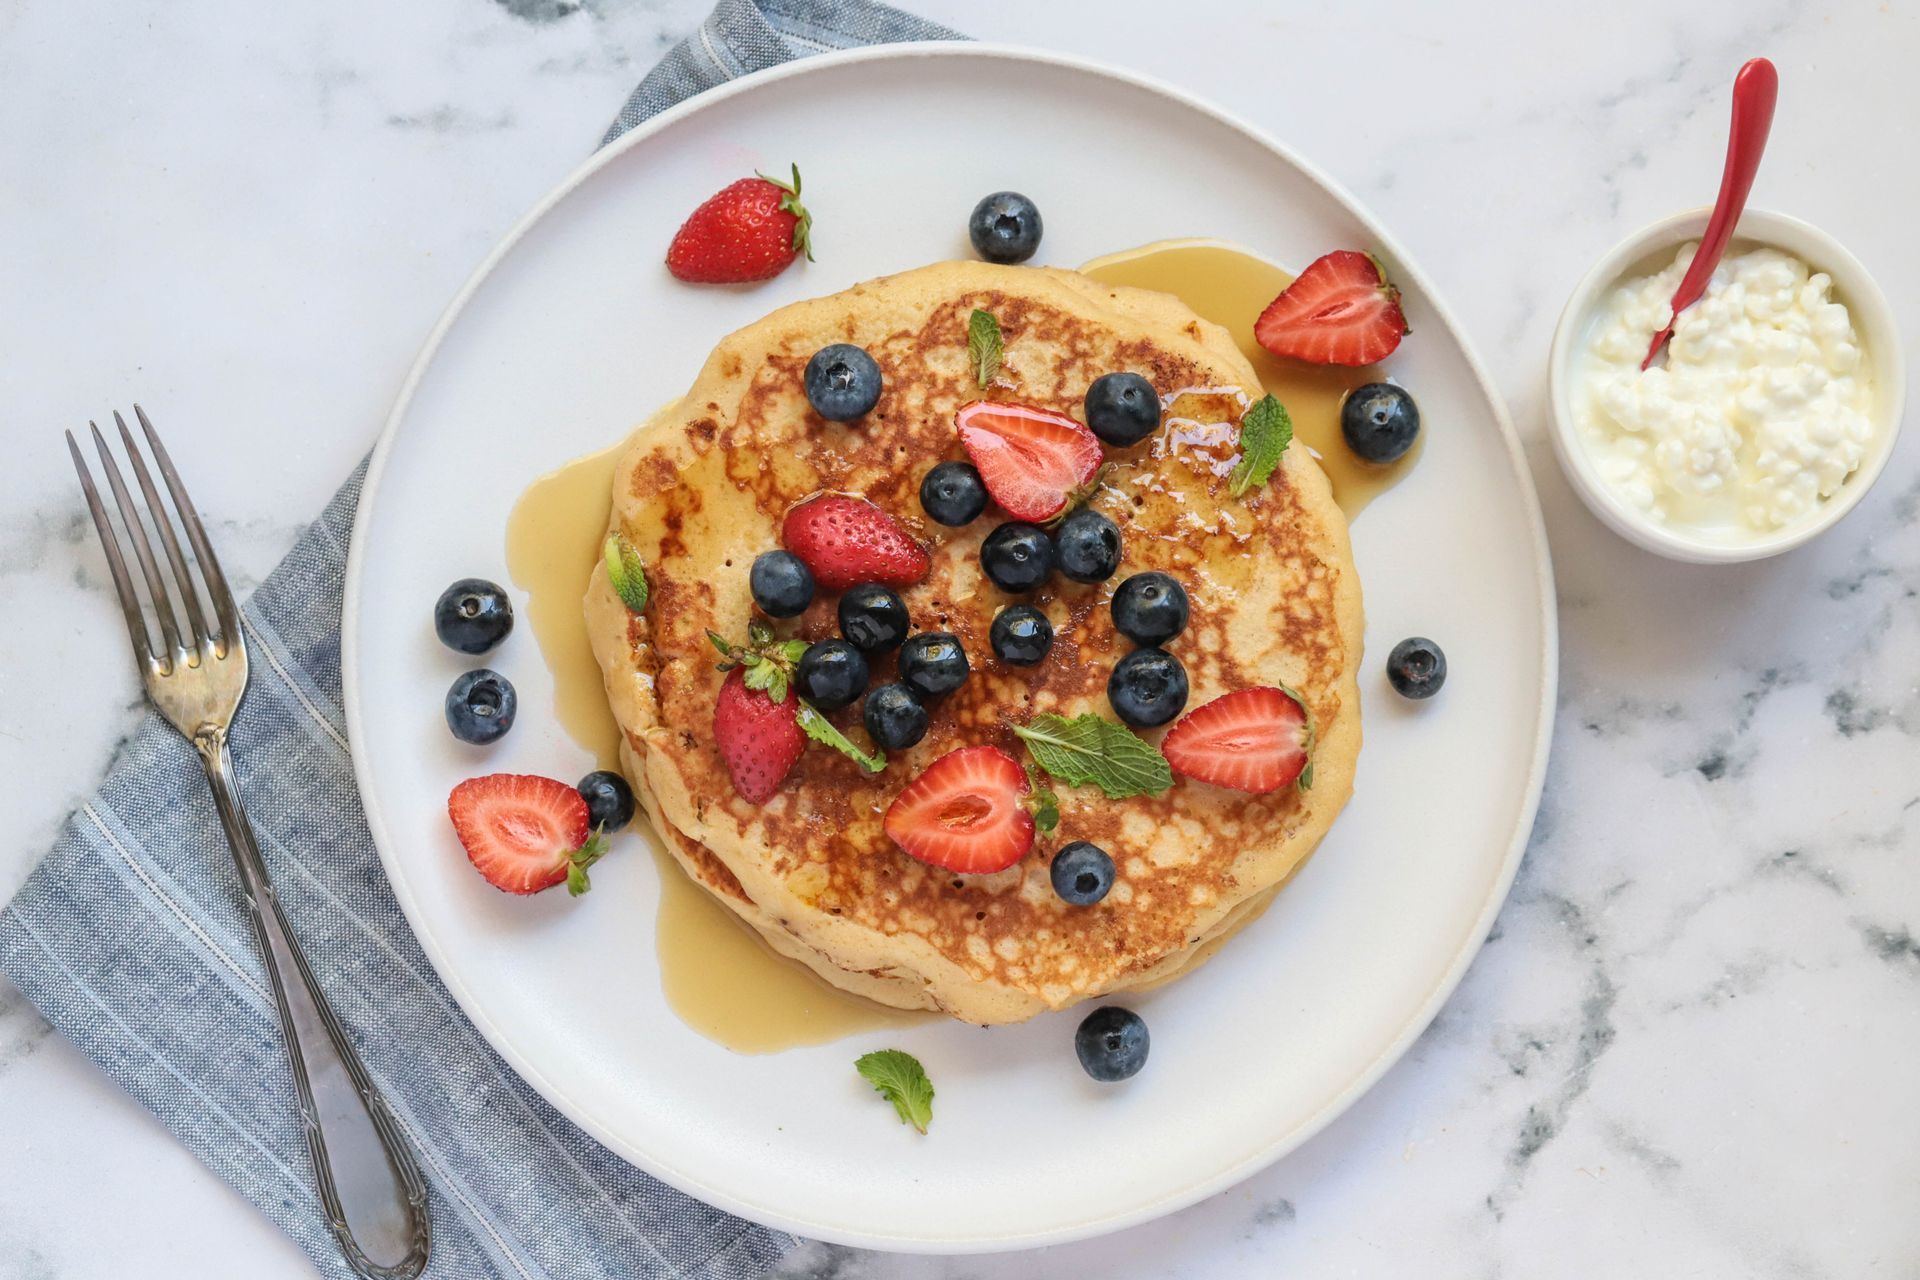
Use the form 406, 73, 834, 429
637, 753, 938, 1011
640, 730, 1306, 1014
587, 261, 1362, 1025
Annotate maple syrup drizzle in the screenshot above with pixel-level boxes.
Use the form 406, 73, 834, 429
505, 439, 925, 1053
501, 241, 1418, 1051
1079, 238, 1420, 516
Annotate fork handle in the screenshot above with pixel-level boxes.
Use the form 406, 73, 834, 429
195, 729, 432, 1279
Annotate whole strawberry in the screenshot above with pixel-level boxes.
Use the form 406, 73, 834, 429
782, 495, 930, 592
667, 163, 814, 284
713, 666, 805, 803
707, 622, 887, 802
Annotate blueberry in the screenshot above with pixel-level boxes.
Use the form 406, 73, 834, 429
1050, 841, 1115, 906
1107, 647, 1188, 727
1083, 372, 1161, 447
920, 460, 989, 527
837, 583, 910, 653
1340, 383, 1421, 464
433, 578, 513, 654
1053, 508, 1122, 584
803, 343, 883, 422
1387, 636, 1447, 700
898, 631, 969, 699
445, 669, 516, 745
577, 770, 636, 832
796, 639, 870, 712
1074, 1006, 1149, 1082
967, 191, 1043, 264
990, 604, 1053, 666
863, 682, 929, 751
749, 550, 815, 618
1110, 571, 1189, 647
980, 522, 1055, 593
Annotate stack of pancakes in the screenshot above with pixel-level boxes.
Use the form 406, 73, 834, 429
586, 262, 1362, 1025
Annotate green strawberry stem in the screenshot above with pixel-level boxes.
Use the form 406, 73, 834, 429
565, 829, 609, 897
1277, 682, 1316, 791
758, 162, 814, 262
1027, 786, 1060, 834
1046, 463, 1113, 527
710, 625, 802, 703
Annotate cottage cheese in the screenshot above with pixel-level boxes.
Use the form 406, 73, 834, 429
1571, 243, 1876, 537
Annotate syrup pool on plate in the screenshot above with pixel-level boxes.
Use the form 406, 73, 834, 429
504, 440, 926, 1053
1079, 238, 1420, 517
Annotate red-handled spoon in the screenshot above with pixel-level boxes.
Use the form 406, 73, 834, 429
1641, 57, 1780, 369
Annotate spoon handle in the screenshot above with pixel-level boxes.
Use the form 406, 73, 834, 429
1642, 57, 1779, 368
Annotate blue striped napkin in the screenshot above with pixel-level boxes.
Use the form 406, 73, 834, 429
0, 3, 958, 1277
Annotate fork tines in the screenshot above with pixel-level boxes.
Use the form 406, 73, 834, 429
67, 406, 241, 674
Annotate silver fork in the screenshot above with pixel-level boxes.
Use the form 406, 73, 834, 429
68, 407, 431, 1279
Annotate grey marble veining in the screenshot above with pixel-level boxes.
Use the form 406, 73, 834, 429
0, 979, 55, 1081
1, 0, 1915, 1276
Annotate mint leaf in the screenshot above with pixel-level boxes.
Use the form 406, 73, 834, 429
967, 308, 1003, 388
1013, 713, 1173, 799
565, 830, 609, 898
604, 533, 649, 612
798, 701, 886, 773
1228, 394, 1293, 498
855, 1049, 933, 1134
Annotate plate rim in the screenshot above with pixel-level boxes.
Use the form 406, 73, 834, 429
342, 40, 1559, 1253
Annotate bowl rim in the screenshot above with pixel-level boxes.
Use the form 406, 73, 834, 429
1547, 205, 1907, 564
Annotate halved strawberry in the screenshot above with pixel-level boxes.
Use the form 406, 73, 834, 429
713, 666, 806, 803
884, 745, 1035, 874
448, 773, 606, 896
1160, 686, 1315, 794
955, 401, 1103, 522
1253, 250, 1408, 366
782, 495, 930, 593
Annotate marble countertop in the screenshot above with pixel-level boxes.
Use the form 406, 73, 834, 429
3, 0, 1916, 1275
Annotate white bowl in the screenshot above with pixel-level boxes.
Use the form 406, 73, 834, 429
1548, 207, 1906, 563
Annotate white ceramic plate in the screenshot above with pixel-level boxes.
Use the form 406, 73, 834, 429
344, 44, 1555, 1253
